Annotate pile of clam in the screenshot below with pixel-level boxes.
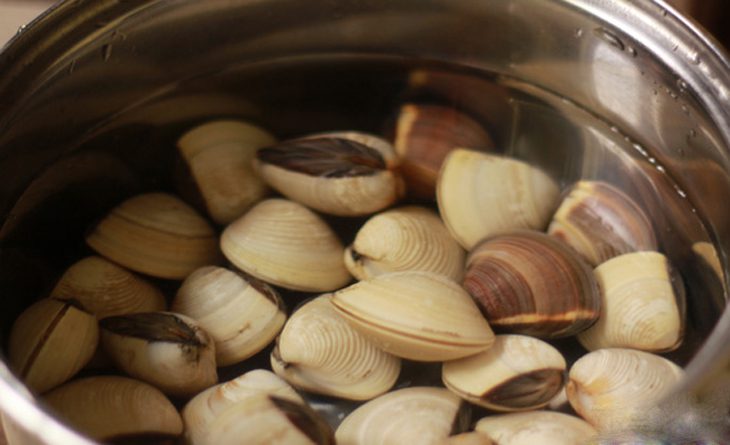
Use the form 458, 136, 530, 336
7, 81, 687, 445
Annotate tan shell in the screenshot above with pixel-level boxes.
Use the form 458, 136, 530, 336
203, 394, 334, 445
344, 206, 465, 281
442, 335, 566, 411
86, 192, 220, 279
474, 411, 597, 445
220, 198, 351, 291
437, 149, 560, 250
331, 271, 494, 361
173, 266, 286, 366
566, 348, 684, 432
335, 386, 468, 445
8, 298, 98, 393
177, 119, 277, 225
50, 255, 166, 319
436, 432, 494, 445
254, 132, 403, 216
577, 251, 685, 352
183, 369, 303, 445
547, 180, 657, 266
43, 375, 183, 442
271, 294, 400, 400
99, 312, 218, 397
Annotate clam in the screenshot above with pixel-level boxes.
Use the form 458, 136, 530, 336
43, 375, 183, 442
220, 198, 351, 292
437, 149, 560, 250
86, 192, 220, 280
474, 411, 597, 445
172, 265, 286, 366
463, 230, 600, 338
254, 131, 404, 216
391, 103, 494, 199
442, 335, 566, 411
331, 271, 494, 361
99, 311, 218, 397
577, 251, 685, 352
183, 369, 304, 445
344, 206, 465, 281
177, 119, 276, 225
565, 348, 684, 432
50, 255, 166, 319
436, 432, 494, 445
547, 180, 658, 266
271, 294, 400, 400
8, 298, 98, 393
335, 386, 469, 445
203, 394, 335, 445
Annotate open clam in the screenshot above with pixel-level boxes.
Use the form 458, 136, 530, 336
271, 294, 400, 400
474, 411, 597, 445
220, 198, 351, 292
344, 206, 465, 281
331, 271, 494, 361
173, 265, 286, 366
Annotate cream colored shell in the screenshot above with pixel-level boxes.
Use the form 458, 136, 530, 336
271, 294, 400, 400
50, 255, 166, 318
173, 266, 286, 365
177, 119, 276, 225
335, 386, 466, 445
220, 198, 351, 291
86, 192, 220, 279
43, 376, 183, 441
437, 149, 560, 249
331, 271, 494, 361
566, 348, 684, 432
183, 369, 303, 445
436, 432, 494, 445
344, 206, 465, 281
578, 251, 685, 352
8, 298, 98, 393
474, 411, 597, 445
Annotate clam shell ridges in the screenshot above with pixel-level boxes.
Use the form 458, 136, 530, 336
475, 411, 597, 445
273, 295, 400, 400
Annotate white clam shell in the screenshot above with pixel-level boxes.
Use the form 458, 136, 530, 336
436, 432, 494, 445
474, 411, 597, 445
566, 348, 684, 432
437, 149, 560, 250
331, 271, 495, 361
271, 294, 400, 400
578, 251, 685, 352
344, 206, 465, 281
173, 266, 286, 366
335, 386, 467, 445
220, 198, 351, 291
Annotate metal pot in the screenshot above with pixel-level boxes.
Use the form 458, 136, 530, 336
0, 0, 729, 443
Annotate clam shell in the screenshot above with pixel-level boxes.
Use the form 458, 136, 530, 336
271, 294, 400, 400
220, 198, 351, 292
344, 206, 465, 281
463, 230, 600, 338
183, 369, 303, 445
86, 192, 220, 279
173, 266, 286, 366
547, 180, 657, 266
331, 271, 494, 361
437, 149, 560, 250
335, 386, 469, 445
436, 432, 494, 445
43, 375, 183, 442
50, 255, 166, 319
442, 335, 566, 411
474, 411, 597, 445
254, 132, 403, 216
577, 251, 685, 352
566, 348, 684, 432
177, 120, 276, 225
100, 311, 218, 397
8, 298, 98, 393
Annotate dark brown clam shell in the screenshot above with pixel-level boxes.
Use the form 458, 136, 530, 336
463, 230, 600, 338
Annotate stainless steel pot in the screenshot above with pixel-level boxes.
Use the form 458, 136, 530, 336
1, 0, 729, 443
